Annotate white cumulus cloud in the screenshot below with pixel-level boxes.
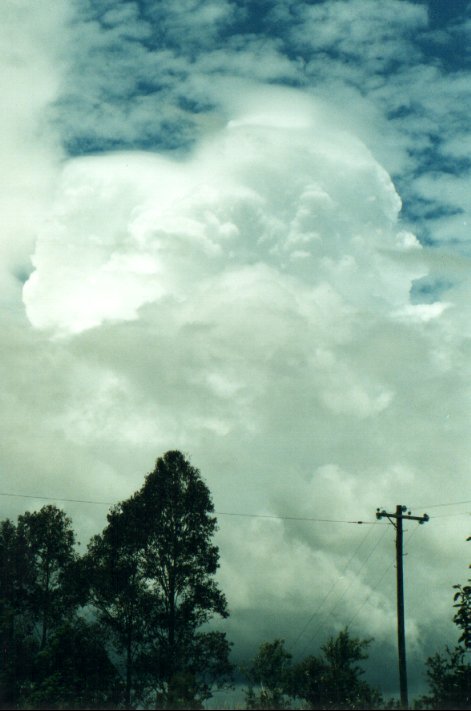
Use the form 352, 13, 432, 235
24, 87, 422, 335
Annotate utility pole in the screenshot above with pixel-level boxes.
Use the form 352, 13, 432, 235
376, 505, 429, 710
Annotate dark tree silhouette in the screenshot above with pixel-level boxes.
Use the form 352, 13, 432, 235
0, 506, 115, 710
0, 518, 35, 708
453, 537, 471, 652
244, 629, 381, 710
19, 619, 122, 710
85, 517, 151, 707
16, 505, 77, 651
291, 628, 382, 710
419, 536, 471, 710
86, 450, 232, 708
244, 639, 293, 709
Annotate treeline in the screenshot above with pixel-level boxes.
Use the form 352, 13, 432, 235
243, 624, 471, 710
0, 451, 231, 709
0, 450, 469, 709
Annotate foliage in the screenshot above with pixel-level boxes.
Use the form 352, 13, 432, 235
291, 628, 382, 710
418, 646, 471, 710
84, 518, 151, 707
0, 507, 80, 709
86, 450, 233, 708
0, 519, 33, 707
453, 538, 471, 651
244, 630, 382, 710
18, 618, 123, 710
16, 505, 78, 650
419, 536, 471, 710
244, 639, 292, 709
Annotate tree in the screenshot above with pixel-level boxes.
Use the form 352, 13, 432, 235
419, 647, 471, 711
84, 518, 151, 708
419, 537, 471, 710
86, 450, 232, 708
291, 628, 382, 710
244, 639, 293, 709
0, 507, 79, 709
149, 630, 233, 709
17, 505, 77, 650
453, 538, 471, 652
0, 518, 35, 708
244, 630, 381, 710
18, 618, 123, 710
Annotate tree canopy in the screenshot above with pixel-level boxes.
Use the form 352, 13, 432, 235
0, 506, 80, 708
0, 454, 469, 710
418, 536, 471, 710
85, 450, 232, 708
244, 629, 382, 710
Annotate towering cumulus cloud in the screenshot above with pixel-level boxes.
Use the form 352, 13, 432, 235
24, 87, 423, 336
21, 88, 452, 657
6, 4, 471, 694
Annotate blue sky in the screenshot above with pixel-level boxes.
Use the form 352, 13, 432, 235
52, 0, 471, 259
1, 0, 471, 699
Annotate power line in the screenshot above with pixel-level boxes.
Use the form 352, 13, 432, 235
296, 520, 426, 663
403, 522, 422, 552
325, 526, 390, 622
215, 511, 380, 525
288, 524, 376, 653
410, 498, 471, 509
346, 560, 393, 628
0, 491, 382, 525
297, 525, 390, 657
0, 492, 112, 506
294, 525, 389, 657
2, 490, 468, 523
345, 523, 421, 630
426, 515, 471, 528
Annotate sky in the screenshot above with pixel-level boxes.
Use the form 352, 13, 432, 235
2, 0, 471, 699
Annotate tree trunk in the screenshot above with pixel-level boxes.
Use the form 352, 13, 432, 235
125, 627, 132, 708
168, 580, 176, 681
40, 565, 50, 651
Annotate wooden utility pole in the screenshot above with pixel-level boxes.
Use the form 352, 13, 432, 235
376, 505, 429, 710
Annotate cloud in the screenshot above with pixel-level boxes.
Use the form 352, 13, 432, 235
4, 0, 471, 697
24, 87, 422, 333
20, 85, 471, 673
269, 0, 428, 69
0, 0, 66, 303
49, 0, 471, 272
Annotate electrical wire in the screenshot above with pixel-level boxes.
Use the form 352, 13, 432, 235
323, 526, 391, 621
0, 492, 112, 506
214, 511, 380, 524
345, 560, 393, 629
0, 488, 460, 651
298, 525, 391, 656
1, 491, 468, 524
0, 491, 382, 525
345, 523, 423, 629
410, 498, 471, 509
288, 523, 376, 653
